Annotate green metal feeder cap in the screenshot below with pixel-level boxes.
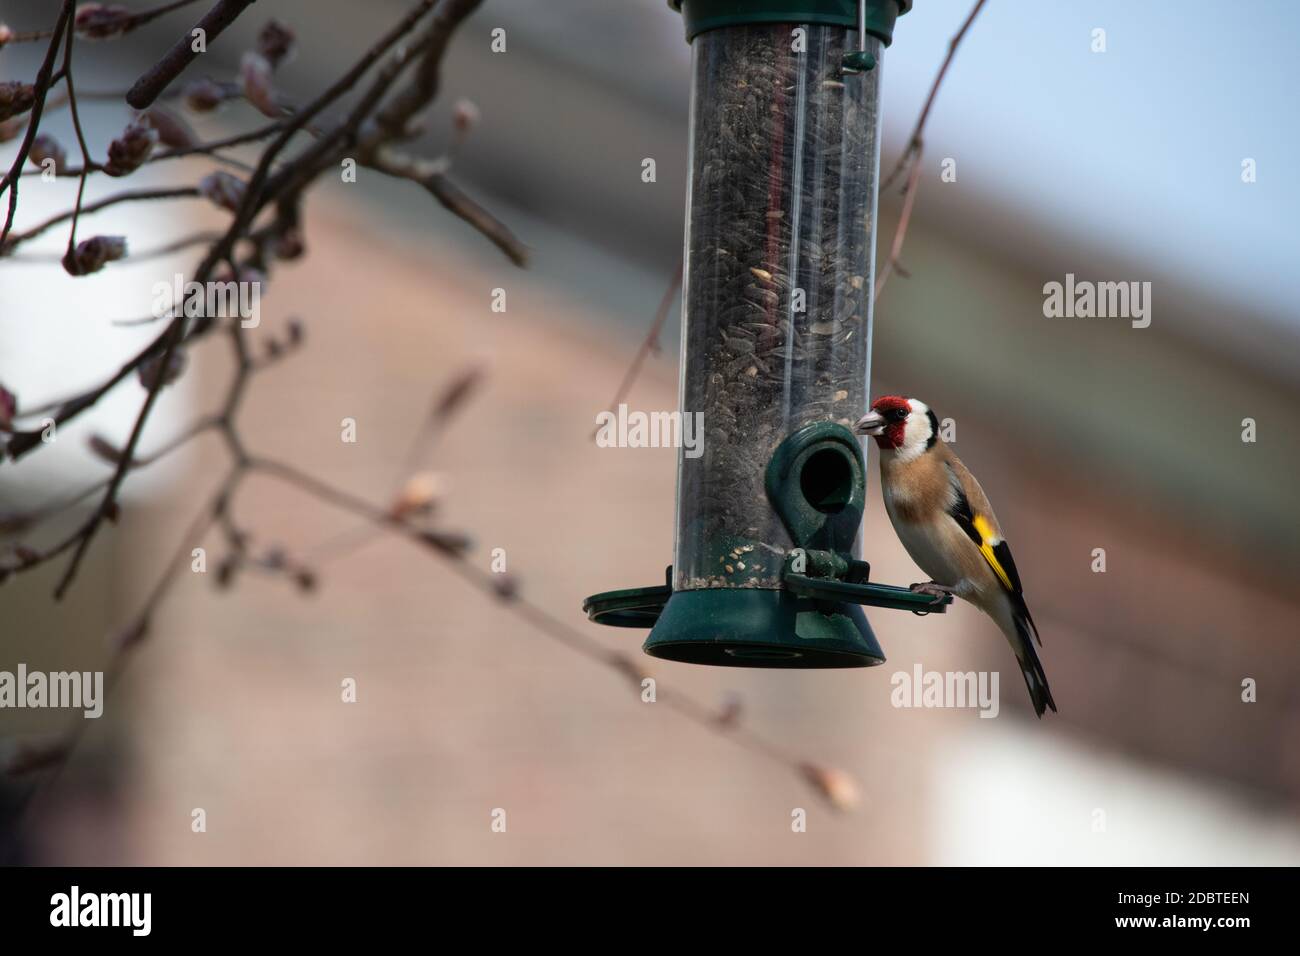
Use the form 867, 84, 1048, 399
668, 0, 911, 45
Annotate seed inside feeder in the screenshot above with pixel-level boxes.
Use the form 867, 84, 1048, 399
675, 23, 882, 591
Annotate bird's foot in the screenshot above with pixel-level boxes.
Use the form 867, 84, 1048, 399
910, 581, 957, 605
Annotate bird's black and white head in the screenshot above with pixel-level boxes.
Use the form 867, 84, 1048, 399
854, 395, 939, 460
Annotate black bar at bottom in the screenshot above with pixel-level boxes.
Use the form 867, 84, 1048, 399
0, 865, 1282, 941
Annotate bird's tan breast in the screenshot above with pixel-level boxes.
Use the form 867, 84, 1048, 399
878, 446, 1008, 601
879, 451, 956, 524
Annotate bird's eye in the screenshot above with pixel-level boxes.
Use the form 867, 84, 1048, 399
891, 408, 908, 422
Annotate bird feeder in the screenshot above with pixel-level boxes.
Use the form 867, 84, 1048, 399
584, 0, 948, 668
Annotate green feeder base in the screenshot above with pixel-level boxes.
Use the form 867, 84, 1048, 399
643, 587, 884, 668
581, 423, 951, 669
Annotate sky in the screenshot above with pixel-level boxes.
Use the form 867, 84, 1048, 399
845, 0, 1300, 333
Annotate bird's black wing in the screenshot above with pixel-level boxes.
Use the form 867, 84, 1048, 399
943, 465, 1039, 643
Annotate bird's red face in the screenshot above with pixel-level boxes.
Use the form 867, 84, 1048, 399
855, 395, 941, 457
855, 395, 914, 449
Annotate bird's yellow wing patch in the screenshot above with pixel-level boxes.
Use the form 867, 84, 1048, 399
972, 514, 1014, 591
944, 464, 1022, 596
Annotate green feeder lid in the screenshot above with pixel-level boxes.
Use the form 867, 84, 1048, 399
668, 0, 911, 45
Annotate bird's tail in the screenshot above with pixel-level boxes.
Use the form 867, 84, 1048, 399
999, 600, 1057, 718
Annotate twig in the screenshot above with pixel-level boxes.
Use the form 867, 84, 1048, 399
880, 0, 987, 194
4, 332, 185, 454
51, 316, 187, 599
0, 188, 201, 255
596, 258, 682, 436
0, 1, 77, 247
367, 148, 526, 265
3, 0, 207, 46
57, 21, 93, 261
5, 230, 222, 266
125, 0, 258, 109
304, 363, 486, 562
1, 417, 218, 542
873, 143, 923, 301
421, 172, 527, 266
874, 0, 987, 305
18, 121, 288, 180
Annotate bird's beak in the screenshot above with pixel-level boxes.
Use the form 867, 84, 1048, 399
854, 411, 885, 437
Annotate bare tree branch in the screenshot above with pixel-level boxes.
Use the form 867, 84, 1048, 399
0, 0, 76, 246
369, 149, 528, 266
124, 0, 258, 109
0, 187, 200, 256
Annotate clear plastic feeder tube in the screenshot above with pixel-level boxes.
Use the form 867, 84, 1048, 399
674, 24, 883, 591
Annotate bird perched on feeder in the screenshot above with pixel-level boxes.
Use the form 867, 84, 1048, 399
855, 396, 1057, 717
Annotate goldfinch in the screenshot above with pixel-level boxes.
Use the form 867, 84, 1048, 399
855, 396, 1057, 717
